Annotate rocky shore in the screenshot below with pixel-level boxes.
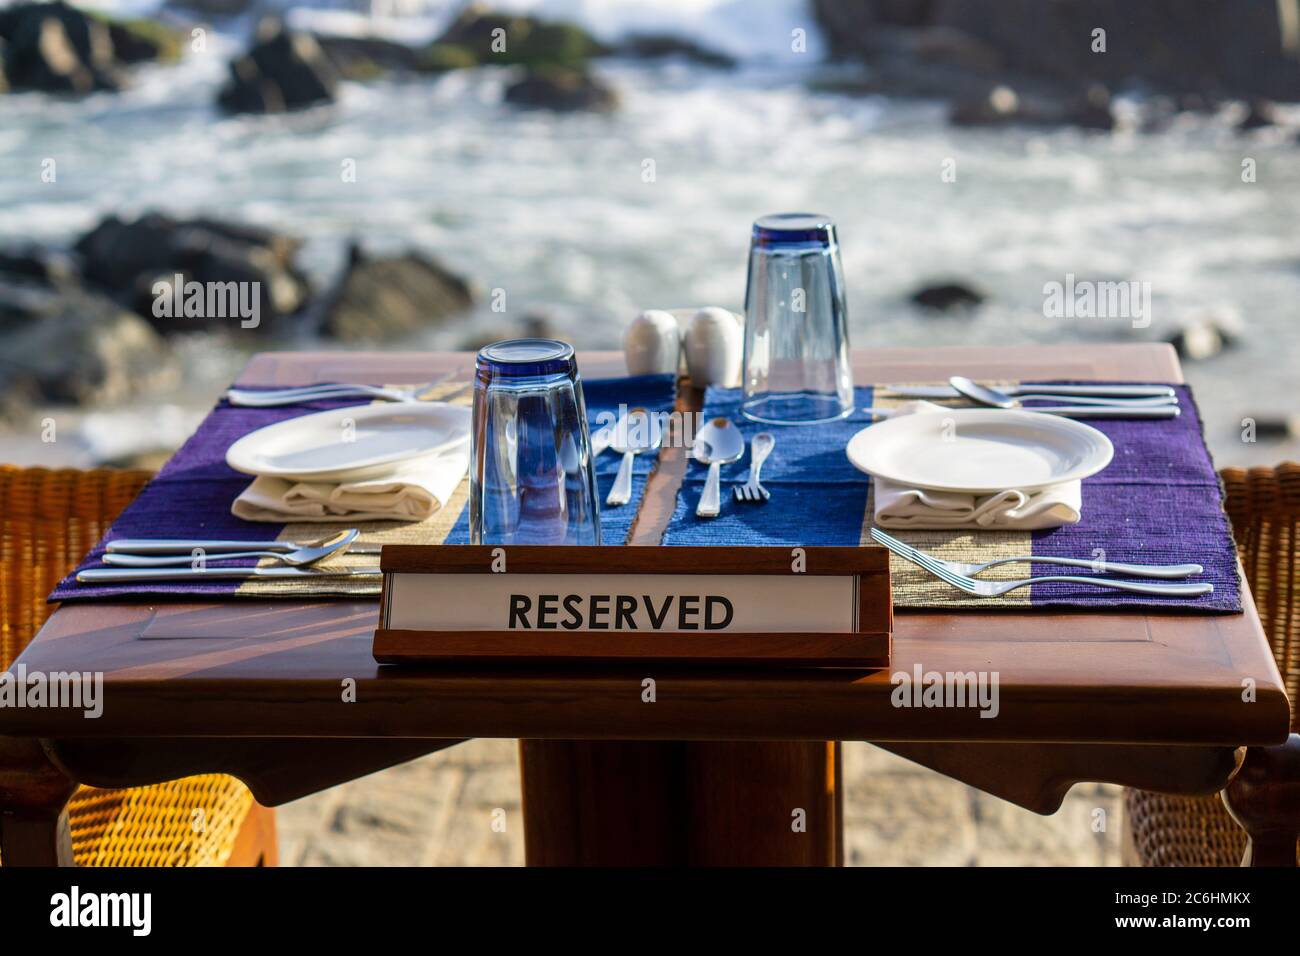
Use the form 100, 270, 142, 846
1, 1, 734, 115
5, 0, 1295, 127
0, 213, 479, 418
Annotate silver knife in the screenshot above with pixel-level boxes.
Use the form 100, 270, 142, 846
863, 405, 1180, 420
77, 566, 383, 583
882, 384, 1176, 399
107, 538, 383, 556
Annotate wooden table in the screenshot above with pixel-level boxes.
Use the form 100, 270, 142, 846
0, 345, 1291, 866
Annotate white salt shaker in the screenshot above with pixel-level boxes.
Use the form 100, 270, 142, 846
684, 307, 742, 388
623, 309, 682, 376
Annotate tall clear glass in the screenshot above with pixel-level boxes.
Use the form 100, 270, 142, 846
469, 339, 601, 546
742, 213, 853, 425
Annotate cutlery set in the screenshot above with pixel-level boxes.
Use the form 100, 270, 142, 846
90, 373, 1209, 600
81, 529, 374, 583
691, 418, 776, 517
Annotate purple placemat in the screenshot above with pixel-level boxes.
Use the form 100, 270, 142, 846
1025, 385, 1237, 608
661, 383, 1240, 613
52, 374, 678, 602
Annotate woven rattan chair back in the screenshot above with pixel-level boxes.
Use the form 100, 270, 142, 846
1124, 462, 1299, 866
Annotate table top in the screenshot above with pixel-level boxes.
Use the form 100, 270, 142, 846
5, 344, 1290, 746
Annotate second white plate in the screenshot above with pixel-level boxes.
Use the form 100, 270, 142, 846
227, 402, 471, 482
846, 409, 1113, 493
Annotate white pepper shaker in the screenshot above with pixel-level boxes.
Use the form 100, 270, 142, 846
623, 309, 682, 376
684, 307, 743, 388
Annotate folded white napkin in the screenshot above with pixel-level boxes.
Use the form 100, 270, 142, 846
232, 444, 468, 523
871, 401, 1082, 531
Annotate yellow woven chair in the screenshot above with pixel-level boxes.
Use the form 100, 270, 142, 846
1124, 462, 1300, 866
0, 465, 276, 866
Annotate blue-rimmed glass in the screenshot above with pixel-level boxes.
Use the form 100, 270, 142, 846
469, 338, 601, 545
742, 212, 854, 425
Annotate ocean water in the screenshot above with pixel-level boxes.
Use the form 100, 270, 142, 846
2, 0, 1298, 467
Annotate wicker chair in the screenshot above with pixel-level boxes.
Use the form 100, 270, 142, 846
0, 466, 276, 866
1124, 462, 1300, 866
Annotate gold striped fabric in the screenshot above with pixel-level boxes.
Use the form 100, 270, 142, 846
856, 383, 1033, 608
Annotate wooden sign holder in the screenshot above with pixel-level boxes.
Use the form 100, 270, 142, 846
372, 545, 891, 668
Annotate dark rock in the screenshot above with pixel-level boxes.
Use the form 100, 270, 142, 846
949, 84, 1021, 125
0, 3, 122, 94
928, 0, 1300, 102
1244, 415, 1300, 440
73, 212, 310, 332
1166, 319, 1234, 361
423, 43, 478, 72
312, 36, 477, 80
457, 312, 559, 354
615, 33, 735, 68
218, 19, 338, 114
320, 245, 476, 342
180, 217, 301, 266
1238, 99, 1278, 131
435, 3, 605, 67
1166, 308, 1244, 361
104, 18, 183, 65
504, 65, 618, 112
0, 2, 179, 94
1068, 85, 1116, 130
76, 213, 177, 289
314, 34, 435, 79
0, 281, 177, 406
0, 245, 78, 286
909, 281, 985, 312
813, 1, 1300, 110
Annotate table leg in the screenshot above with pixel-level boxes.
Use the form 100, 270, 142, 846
1222, 733, 1300, 867
0, 737, 77, 866
519, 740, 839, 866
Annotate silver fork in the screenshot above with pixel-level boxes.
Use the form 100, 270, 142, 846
936, 554, 1200, 580
733, 432, 775, 503
869, 528, 1213, 598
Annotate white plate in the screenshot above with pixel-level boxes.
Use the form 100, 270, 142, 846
845, 409, 1113, 493
227, 402, 471, 482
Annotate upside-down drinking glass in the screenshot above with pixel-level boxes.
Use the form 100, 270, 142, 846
742, 212, 853, 425
470, 338, 601, 546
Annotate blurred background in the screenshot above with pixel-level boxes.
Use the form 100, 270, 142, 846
2, 0, 1299, 470
3, 0, 1296, 867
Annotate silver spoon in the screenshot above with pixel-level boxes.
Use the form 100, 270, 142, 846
102, 528, 359, 568
606, 407, 662, 507
692, 418, 745, 518
949, 376, 1176, 408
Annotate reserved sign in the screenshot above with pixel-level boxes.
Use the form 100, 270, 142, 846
373, 545, 891, 668
386, 573, 857, 634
